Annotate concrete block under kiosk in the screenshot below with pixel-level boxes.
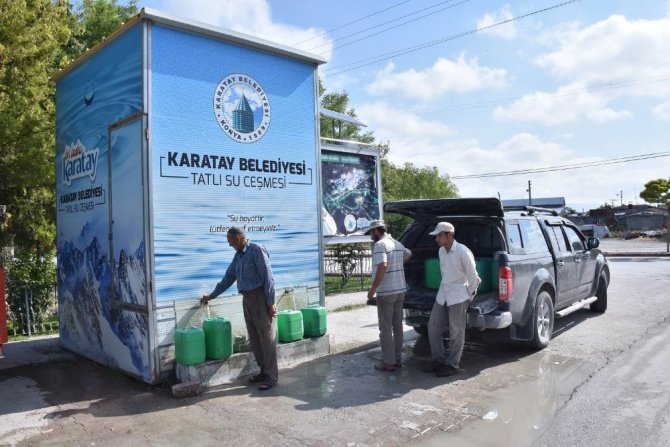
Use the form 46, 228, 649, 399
176, 334, 330, 387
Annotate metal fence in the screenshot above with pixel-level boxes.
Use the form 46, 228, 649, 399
5, 283, 58, 338
323, 248, 373, 276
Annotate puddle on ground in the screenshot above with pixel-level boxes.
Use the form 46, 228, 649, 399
411, 353, 597, 447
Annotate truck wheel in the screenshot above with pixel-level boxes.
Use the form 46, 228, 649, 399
414, 326, 428, 336
529, 291, 554, 350
590, 271, 608, 313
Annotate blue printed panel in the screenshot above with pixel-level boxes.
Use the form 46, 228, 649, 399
55, 25, 150, 380
150, 25, 321, 303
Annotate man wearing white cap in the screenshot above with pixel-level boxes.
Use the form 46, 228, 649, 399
423, 221, 480, 377
365, 219, 412, 371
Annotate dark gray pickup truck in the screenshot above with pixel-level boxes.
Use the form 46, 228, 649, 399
386, 198, 609, 349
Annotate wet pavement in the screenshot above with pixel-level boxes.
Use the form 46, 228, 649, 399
1, 250, 670, 446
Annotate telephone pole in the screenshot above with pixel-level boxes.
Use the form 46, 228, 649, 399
527, 180, 532, 206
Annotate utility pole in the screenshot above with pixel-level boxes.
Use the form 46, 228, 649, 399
620, 190, 623, 206
527, 180, 532, 206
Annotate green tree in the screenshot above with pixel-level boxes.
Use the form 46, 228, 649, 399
0, 0, 73, 257
640, 178, 670, 208
560, 206, 577, 216
0, 1, 138, 261
77, 0, 137, 52
319, 81, 374, 143
5, 248, 57, 332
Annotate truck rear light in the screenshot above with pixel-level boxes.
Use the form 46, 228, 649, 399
499, 266, 513, 301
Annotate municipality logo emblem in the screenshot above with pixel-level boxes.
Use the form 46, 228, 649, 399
214, 74, 271, 143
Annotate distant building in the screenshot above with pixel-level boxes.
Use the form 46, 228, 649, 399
612, 204, 669, 230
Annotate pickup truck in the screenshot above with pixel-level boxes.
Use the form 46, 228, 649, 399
385, 198, 609, 349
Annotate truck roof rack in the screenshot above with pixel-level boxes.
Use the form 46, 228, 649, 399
521, 206, 559, 216
504, 205, 559, 216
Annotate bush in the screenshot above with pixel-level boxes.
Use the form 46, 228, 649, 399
5, 248, 57, 332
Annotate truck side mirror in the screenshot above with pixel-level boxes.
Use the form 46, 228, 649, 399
587, 237, 599, 249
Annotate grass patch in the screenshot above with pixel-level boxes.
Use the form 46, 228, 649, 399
325, 275, 372, 295
331, 303, 369, 313
7, 318, 59, 342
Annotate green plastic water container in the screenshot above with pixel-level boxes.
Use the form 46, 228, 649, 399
475, 259, 493, 293
202, 317, 233, 360
174, 327, 206, 366
424, 258, 441, 289
490, 259, 499, 290
277, 310, 304, 343
300, 307, 327, 337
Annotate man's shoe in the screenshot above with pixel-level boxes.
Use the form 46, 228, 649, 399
258, 380, 276, 391
422, 361, 442, 373
374, 362, 396, 372
248, 373, 267, 383
436, 364, 459, 377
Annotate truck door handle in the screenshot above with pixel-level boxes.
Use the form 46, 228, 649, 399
558, 261, 564, 267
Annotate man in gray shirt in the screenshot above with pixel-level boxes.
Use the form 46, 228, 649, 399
366, 219, 412, 372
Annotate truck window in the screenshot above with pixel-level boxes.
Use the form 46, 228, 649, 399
506, 223, 523, 252
548, 226, 568, 253
518, 220, 548, 254
564, 226, 586, 252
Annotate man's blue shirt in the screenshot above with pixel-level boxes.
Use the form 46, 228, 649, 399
209, 241, 275, 306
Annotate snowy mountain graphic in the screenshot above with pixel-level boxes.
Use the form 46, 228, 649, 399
58, 227, 150, 378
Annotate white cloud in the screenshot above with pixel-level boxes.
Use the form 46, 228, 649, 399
367, 55, 509, 101
536, 14, 670, 95
355, 99, 660, 209
476, 5, 517, 39
652, 100, 670, 120
358, 101, 455, 148
494, 82, 631, 125
154, 0, 333, 59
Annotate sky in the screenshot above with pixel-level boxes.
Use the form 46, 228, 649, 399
137, 0, 670, 212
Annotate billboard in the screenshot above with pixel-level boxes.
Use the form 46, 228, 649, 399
321, 147, 381, 237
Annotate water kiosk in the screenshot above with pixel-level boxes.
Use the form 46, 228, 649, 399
55, 9, 325, 383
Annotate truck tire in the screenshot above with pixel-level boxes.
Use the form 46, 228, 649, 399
529, 291, 554, 350
590, 271, 608, 313
414, 326, 428, 336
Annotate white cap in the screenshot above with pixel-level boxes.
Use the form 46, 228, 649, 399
429, 221, 455, 235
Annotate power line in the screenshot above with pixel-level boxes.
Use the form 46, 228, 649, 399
291, 0, 412, 47
305, 0, 468, 53
450, 151, 670, 179
322, 0, 580, 77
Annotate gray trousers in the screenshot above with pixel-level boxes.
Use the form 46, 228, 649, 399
377, 292, 405, 365
427, 300, 469, 368
242, 288, 278, 382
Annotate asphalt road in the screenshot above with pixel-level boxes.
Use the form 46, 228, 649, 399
2, 256, 669, 446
